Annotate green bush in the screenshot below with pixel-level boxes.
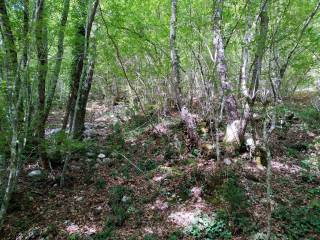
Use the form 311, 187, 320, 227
273, 203, 320, 238
137, 159, 158, 172
106, 122, 125, 153
218, 175, 255, 234
95, 177, 106, 191
106, 185, 133, 227
168, 230, 184, 240
186, 214, 231, 240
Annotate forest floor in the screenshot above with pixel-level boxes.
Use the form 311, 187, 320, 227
1, 93, 320, 240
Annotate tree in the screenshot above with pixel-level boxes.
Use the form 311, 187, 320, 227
0, 0, 26, 229
71, 0, 99, 139
170, 0, 182, 110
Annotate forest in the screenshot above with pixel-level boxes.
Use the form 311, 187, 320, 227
0, 0, 320, 239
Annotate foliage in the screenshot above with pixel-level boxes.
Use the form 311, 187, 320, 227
185, 214, 231, 240
297, 106, 320, 128
106, 122, 126, 154
47, 131, 94, 154
143, 234, 159, 240
300, 158, 319, 183
167, 230, 184, 240
106, 185, 133, 227
273, 203, 320, 239
137, 159, 158, 172
95, 177, 106, 191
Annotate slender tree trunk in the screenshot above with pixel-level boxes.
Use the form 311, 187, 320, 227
0, 0, 25, 229
239, 0, 253, 100
22, 0, 33, 138
71, 0, 99, 139
44, 0, 70, 123
0, 130, 20, 229
212, 0, 241, 148
263, 109, 275, 240
35, 0, 48, 168
239, 1, 269, 139
170, 0, 182, 110
62, 25, 86, 130
250, 3, 269, 102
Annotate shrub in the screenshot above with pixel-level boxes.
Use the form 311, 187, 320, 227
186, 214, 231, 240
106, 185, 133, 227
273, 203, 320, 238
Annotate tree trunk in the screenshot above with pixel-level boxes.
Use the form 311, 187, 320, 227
250, 3, 269, 102
0, 0, 24, 229
71, 0, 99, 139
212, 0, 241, 148
170, 0, 182, 110
72, 51, 96, 139
0, 132, 20, 229
239, 1, 269, 140
62, 25, 86, 130
35, 0, 48, 168
44, 0, 70, 123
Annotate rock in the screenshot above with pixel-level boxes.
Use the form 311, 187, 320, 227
104, 158, 115, 167
245, 136, 255, 150
70, 165, 81, 171
121, 195, 131, 203
98, 153, 106, 159
224, 120, 241, 144
27, 170, 42, 177
75, 196, 84, 202
85, 158, 93, 163
16, 227, 41, 240
190, 186, 202, 199
307, 131, 316, 138
84, 128, 96, 138
45, 128, 61, 137
250, 232, 268, 240
153, 199, 169, 211
223, 158, 232, 165
93, 206, 103, 215
66, 224, 80, 234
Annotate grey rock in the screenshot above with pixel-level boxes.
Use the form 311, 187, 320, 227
70, 165, 81, 171
98, 153, 106, 159
223, 158, 232, 165
104, 158, 115, 167
85, 158, 93, 163
27, 170, 42, 177
93, 206, 103, 215
121, 195, 131, 203
75, 196, 84, 202
97, 158, 114, 166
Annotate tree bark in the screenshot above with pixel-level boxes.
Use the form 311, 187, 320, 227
212, 0, 242, 149
44, 0, 70, 123
250, 3, 269, 101
0, 0, 24, 229
71, 0, 99, 139
62, 25, 85, 130
35, 0, 48, 168
213, 0, 239, 124
170, 0, 182, 110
